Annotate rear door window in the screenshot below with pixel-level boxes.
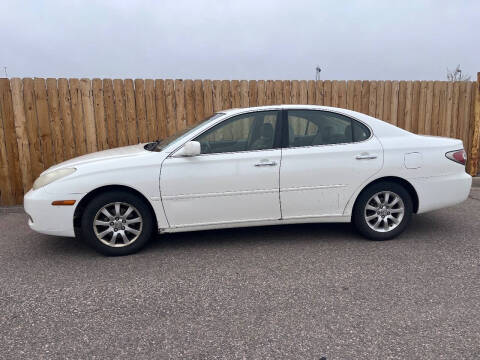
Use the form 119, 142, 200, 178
286, 110, 370, 147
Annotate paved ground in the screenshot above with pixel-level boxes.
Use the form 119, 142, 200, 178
1, 190, 479, 360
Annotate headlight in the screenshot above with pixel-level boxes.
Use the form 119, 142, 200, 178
33, 168, 76, 190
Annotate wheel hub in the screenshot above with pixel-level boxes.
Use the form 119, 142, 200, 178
377, 206, 390, 217
112, 219, 125, 231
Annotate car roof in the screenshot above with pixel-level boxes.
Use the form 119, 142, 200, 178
222, 104, 368, 118
223, 104, 330, 113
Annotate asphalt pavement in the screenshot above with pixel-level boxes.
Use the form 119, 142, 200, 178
1, 190, 479, 359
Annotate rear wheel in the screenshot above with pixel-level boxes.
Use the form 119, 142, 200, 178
353, 181, 413, 240
80, 191, 154, 255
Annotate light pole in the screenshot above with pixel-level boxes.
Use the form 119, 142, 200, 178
315, 66, 321, 81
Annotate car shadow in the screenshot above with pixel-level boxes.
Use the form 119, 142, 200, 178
146, 222, 361, 253
38, 221, 360, 258
148, 209, 453, 254
38, 211, 447, 258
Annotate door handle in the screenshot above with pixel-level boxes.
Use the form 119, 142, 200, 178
254, 159, 277, 167
355, 153, 377, 160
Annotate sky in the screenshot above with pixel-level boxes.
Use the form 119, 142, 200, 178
0, 0, 478, 81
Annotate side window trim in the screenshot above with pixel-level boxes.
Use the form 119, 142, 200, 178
283, 109, 372, 149
272, 110, 283, 149
280, 109, 289, 149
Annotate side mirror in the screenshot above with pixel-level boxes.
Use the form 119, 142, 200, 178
174, 141, 201, 157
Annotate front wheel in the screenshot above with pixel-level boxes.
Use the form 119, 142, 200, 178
80, 191, 154, 255
353, 182, 413, 241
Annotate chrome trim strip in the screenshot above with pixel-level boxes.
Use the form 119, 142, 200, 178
168, 216, 280, 229
174, 148, 280, 158
281, 213, 344, 220
165, 213, 347, 230
162, 188, 279, 200
168, 107, 374, 156
281, 184, 347, 192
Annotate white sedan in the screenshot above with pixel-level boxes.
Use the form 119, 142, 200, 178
24, 105, 472, 255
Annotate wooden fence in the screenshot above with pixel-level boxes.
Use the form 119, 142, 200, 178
0, 76, 479, 205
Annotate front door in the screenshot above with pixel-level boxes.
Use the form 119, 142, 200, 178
280, 109, 383, 219
160, 110, 282, 228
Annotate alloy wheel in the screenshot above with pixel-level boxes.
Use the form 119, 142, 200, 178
93, 202, 143, 247
364, 191, 405, 233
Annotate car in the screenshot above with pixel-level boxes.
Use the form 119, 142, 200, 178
24, 105, 472, 255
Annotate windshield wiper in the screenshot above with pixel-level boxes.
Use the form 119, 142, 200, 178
144, 139, 162, 151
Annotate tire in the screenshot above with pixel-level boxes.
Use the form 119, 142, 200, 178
352, 181, 413, 241
80, 191, 154, 256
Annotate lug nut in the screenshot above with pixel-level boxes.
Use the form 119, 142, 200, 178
122, 219, 126, 223
110, 222, 114, 226
114, 228, 118, 232
121, 226, 125, 230
115, 217, 119, 220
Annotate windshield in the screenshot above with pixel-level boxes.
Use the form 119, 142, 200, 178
147, 113, 224, 151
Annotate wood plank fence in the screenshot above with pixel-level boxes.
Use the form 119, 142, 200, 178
0, 76, 479, 205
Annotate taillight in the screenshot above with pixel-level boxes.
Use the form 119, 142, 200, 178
445, 149, 467, 165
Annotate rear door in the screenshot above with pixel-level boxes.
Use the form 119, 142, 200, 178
280, 109, 383, 219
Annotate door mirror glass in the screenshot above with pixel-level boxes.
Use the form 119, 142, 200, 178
174, 141, 201, 157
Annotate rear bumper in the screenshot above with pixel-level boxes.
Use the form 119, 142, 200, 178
410, 172, 472, 214
24, 188, 84, 237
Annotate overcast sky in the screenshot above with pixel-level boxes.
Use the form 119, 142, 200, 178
1, 0, 478, 81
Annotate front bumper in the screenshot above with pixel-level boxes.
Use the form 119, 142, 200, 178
24, 188, 84, 237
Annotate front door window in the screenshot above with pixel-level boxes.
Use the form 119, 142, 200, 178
194, 111, 279, 154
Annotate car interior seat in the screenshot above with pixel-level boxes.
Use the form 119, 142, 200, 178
250, 123, 274, 150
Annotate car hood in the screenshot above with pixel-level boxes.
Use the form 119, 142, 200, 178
46, 144, 151, 173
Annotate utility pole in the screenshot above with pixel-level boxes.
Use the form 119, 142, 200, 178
3, 67, 7, 78
315, 66, 321, 81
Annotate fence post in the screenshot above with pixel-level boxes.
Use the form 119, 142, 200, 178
469, 72, 480, 176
